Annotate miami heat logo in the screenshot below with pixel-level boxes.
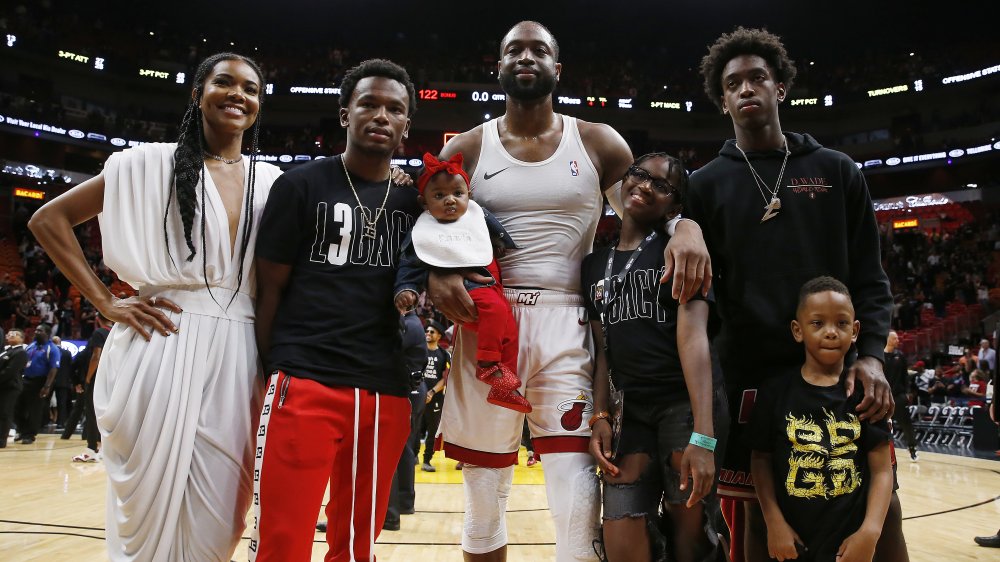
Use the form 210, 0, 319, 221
557, 393, 594, 430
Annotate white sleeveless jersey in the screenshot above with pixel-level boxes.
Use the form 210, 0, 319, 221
470, 115, 602, 293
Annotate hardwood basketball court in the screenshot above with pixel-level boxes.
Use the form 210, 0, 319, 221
1, 436, 997, 561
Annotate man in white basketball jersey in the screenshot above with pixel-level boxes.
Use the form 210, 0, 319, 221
430, 21, 710, 562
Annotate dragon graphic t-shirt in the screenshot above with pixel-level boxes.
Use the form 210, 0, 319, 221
749, 370, 891, 559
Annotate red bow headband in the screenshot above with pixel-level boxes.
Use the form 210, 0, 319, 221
417, 152, 470, 195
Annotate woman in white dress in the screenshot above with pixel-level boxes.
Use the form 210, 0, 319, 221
28, 53, 282, 561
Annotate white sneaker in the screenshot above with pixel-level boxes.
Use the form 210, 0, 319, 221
72, 448, 99, 463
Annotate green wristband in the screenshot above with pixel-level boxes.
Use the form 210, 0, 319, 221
689, 432, 717, 452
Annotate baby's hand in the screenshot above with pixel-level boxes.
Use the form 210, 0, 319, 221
394, 291, 417, 314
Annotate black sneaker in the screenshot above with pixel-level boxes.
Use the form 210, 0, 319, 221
383, 518, 400, 531
909, 448, 918, 462
316, 521, 327, 533
974, 534, 1000, 548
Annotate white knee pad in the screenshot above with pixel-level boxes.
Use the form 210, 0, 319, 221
462, 465, 514, 554
543, 452, 601, 561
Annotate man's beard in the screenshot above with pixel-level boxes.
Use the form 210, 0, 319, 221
499, 70, 557, 102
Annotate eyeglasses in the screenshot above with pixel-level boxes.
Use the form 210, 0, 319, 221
425, 329, 438, 334
625, 165, 676, 196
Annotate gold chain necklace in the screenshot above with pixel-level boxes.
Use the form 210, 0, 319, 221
734, 138, 790, 223
341, 156, 392, 239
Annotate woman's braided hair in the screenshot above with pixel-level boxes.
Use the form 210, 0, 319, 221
167, 52, 265, 304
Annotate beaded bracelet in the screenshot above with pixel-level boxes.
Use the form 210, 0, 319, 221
689, 432, 717, 452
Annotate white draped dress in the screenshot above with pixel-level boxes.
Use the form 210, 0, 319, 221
95, 143, 282, 561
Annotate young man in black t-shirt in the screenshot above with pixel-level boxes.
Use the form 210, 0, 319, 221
250, 59, 421, 562
583, 153, 720, 562
420, 319, 450, 471
750, 277, 893, 562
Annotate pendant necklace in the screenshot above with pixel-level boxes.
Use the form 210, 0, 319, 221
342, 156, 392, 240
734, 137, 789, 223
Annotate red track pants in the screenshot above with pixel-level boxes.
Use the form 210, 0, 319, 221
249, 371, 410, 562
464, 260, 518, 372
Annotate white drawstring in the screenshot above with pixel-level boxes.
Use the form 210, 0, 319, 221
369, 392, 381, 555
349, 388, 360, 561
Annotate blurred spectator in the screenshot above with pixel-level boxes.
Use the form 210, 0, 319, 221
14, 295, 34, 331
0, 275, 13, 322
54, 300, 75, 338
913, 361, 933, 404
49, 336, 74, 429
36, 294, 54, 327
0, 328, 28, 448
963, 370, 988, 408
12, 324, 60, 444
79, 301, 97, 340
979, 339, 996, 374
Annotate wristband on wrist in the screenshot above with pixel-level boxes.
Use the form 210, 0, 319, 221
588, 411, 610, 429
689, 432, 717, 452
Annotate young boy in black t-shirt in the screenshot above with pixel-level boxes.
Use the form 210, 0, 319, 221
582, 152, 720, 562
750, 277, 893, 562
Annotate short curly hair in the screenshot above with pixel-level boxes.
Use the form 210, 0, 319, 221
699, 27, 797, 111
797, 276, 852, 314
339, 58, 417, 117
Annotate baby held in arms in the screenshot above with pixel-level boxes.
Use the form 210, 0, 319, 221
394, 152, 529, 413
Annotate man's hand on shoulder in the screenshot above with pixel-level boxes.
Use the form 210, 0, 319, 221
847, 355, 893, 422
662, 220, 711, 304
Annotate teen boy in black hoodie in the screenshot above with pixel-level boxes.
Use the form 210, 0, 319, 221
680, 27, 906, 562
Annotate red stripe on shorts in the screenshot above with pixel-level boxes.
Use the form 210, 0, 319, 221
531, 435, 590, 455
443, 441, 518, 468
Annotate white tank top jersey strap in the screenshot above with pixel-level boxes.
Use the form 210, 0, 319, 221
470, 115, 602, 294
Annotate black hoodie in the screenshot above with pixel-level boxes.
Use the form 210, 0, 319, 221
686, 132, 891, 387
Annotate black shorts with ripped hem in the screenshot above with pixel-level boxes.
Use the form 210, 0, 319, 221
603, 396, 695, 516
